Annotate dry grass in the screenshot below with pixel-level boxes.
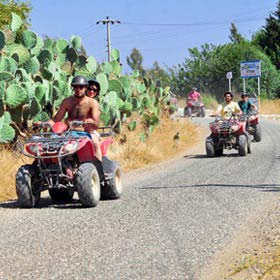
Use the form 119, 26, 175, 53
228, 244, 280, 279
108, 116, 197, 171
260, 99, 280, 114
0, 117, 197, 201
0, 145, 31, 201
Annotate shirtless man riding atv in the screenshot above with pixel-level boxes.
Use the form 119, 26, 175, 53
36, 76, 102, 162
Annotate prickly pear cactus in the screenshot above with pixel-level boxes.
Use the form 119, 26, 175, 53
0, 13, 173, 143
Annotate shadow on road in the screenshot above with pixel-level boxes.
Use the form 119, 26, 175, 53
139, 183, 280, 192
184, 153, 242, 159
0, 197, 84, 209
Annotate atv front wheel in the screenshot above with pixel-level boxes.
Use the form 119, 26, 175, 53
16, 165, 40, 208
206, 137, 215, 157
49, 188, 74, 202
187, 107, 192, 117
238, 134, 247, 156
76, 163, 100, 207
101, 161, 122, 200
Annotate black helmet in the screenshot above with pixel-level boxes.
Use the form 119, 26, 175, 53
224, 91, 233, 98
71, 76, 88, 86
241, 92, 249, 98
88, 79, 100, 91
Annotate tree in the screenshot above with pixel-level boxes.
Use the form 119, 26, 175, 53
0, 0, 32, 30
252, 1, 280, 69
146, 61, 170, 88
126, 48, 145, 75
229, 22, 244, 44
171, 42, 280, 100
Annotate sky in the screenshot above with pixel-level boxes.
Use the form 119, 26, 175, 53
29, 0, 278, 73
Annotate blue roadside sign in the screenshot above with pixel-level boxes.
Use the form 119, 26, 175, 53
240, 60, 261, 78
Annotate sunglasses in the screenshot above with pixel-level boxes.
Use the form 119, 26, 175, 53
87, 87, 98, 92
73, 85, 87, 89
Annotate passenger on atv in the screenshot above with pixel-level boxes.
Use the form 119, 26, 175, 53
35, 76, 102, 162
238, 92, 261, 142
238, 92, 257, 114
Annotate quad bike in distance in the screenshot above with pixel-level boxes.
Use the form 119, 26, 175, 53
205, 115, 251, 157
184, 99, 206, 117
16, 121, 122, 208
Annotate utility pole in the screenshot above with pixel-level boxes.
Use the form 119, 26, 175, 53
96, 16, 121, 62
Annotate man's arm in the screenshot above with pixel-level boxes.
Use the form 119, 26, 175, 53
249, 101, 257, 111
33, 98, 68, 127
235, 102, 242, 115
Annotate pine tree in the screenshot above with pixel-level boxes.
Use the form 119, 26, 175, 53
126, 48, 145, 75
229, 22, 244, 43
253, 1, 280, 69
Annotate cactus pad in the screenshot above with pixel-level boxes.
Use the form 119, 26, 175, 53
19, 30, 37, 49
23, 57, 40, 74
0, 31, 5, 51
11, 13, 23, 32
86, 56, 97, 73
70, 36, 82, 50
6, 84, 28, 108
96, 73, 108, 95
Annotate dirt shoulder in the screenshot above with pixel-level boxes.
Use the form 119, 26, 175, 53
197, 194, 280, 280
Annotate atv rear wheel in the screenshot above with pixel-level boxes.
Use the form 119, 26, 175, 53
254, 123, 262, 142
49, 188, 74, 202
247, 135, 252, 154
76, 163, 100, 207
16, 165, 40, 208
238, 134, 247, 156
101, 162, 122, 200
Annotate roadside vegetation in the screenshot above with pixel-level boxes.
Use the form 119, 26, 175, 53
228, 247, 280, 279
260, 99, 280, 114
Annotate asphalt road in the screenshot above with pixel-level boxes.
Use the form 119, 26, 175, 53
0, 118, 279, 280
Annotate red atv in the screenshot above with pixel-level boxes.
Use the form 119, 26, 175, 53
184, 99, 206, 117
205, 115, 251, 157
16, 121, 122, 208
243, 110, 262, 142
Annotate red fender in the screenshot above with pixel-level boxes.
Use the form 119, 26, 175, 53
101, 138, 113, 156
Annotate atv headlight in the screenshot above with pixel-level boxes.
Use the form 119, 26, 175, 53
62, 141, 78, 153
26, 143, 40, 155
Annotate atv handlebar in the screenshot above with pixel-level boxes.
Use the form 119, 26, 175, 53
32, 121, 52, 130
